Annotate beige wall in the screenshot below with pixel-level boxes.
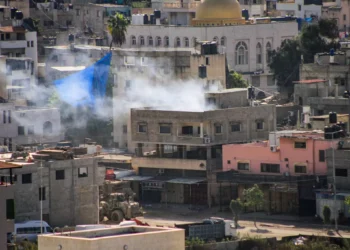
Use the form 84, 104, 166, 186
39, 227, 185, 250
133, 157, 207, 171
0, 185, 15, 250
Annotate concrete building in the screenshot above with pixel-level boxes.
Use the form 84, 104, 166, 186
219, 130, 332, 215
276, 0, 322, 18
0, 156, 105, 227
129, 102, 276, 206
0, 162, 22, 250
239, 0, 266, 17
38, 226, 185, 250
322, 0, 350, 32
124, 0, 298, 92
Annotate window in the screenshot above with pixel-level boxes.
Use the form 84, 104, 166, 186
156, 36, 161, 46
319, 150, 325, 162
85, 9, 89, 15
159, 123, 171, 134
131, 36, 136, 45
22, 173, 32, 184
256, 120, 264, 130
215, 124, 222, 134
43, 121, 53, 135
6, 199, 15, 220
295, 165, 307, 173
28, 125, 34, 135
266, 42, 272, 64
206, 57, 210, 65
344, 14, 346, 21
55, 170, 65, 180
175, 37, 181, 47
3, 110, 6, 123
8, 110, 11, 123
227, 160, 231, 164
221, 36, 226, 46
5, 34, 9, 40
184, 37, 189, 47
138, 123, 147, 133
97, 10, 100, 17
164, 36, 169, 47
124, 56, 135, 65
335, 168, 347, 177
1, 34, 4, 41
123, 125, 127, 134
231, 123, 241, 132
139, 36, 145, 46
298, 4, 301, 11
39, 187, 46, 201
213, 36, 218, 42
261, 163, 280, 173
31, 41, 34, 47
148, 36, 153, 46
192, 37, 197, 47
235, 41, 248, 65
27, 41, 30, 47
294, 141, 306, 149
76, 9, 80, 16
256, 43, 262, 64
18, 126, 25, 135
125, 80, 132, 90
78, 167, 88, 178
238, 162, 249, 171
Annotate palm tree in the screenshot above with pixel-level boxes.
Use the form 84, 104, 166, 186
107, 13, 129, 51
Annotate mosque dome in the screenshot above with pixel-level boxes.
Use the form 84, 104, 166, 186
195, 0, 243, 20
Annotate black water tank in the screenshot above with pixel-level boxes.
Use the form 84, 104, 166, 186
343, 90, 350, 98
69, 4, 73, 9
201, 43, 211, 55
10, 8, 17, 19
15, 11, 23, 20
324, 126, 332, 139
209, 42, 218, 54
150, 14, 155, 24
199, 65, 207, 79
154, 9, 161, 19
329, 112, 337, 124
68, 34, 74, 42
143, 14, 148, 24
242, 9, 249, 20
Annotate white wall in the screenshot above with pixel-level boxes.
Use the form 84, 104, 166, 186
25, 32, 38, 75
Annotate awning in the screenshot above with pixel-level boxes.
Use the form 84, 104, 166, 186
166, 178, 206, 185
120, 175, 153, 181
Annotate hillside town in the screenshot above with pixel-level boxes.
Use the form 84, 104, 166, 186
2, 0, 350, 249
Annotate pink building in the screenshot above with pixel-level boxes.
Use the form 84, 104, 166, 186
322, 0, 350, 32
223, 130, 335, 176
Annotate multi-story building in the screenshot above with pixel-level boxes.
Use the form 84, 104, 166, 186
276, 0, 322, 18
0, 156, 105, 227
322, 0, 350, 32
219, 130, 332, 215
128, 99, 276, 206
239, 0, 266, 17
124, 0, 298, 91
0, 162, 22, 250
39, 226, 185, 250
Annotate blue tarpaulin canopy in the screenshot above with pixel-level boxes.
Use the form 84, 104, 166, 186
53, 52, 112, 107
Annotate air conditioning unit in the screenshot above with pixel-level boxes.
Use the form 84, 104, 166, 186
204, 137, 211, 144
270, 145, 277, 152
158, 169, 164, 174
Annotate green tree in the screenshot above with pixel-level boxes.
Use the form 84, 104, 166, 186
242, 184, 264, 229
230, 198, 244, 228
318, 18, 339, 40
18, 241, 38, 250
107, 13, 129, 50
227, 71, 248, 88
323, 205, 331, 225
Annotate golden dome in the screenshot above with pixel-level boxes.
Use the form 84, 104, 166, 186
195, 0, 243, 20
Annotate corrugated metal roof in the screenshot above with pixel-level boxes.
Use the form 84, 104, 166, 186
167, 178, 206, 185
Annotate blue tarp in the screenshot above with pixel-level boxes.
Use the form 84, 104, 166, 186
54, 52, 112, 107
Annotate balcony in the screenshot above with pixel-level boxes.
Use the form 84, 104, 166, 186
133, 157, 207, 171
0, 40, 27, 49
163, 1, 201, 11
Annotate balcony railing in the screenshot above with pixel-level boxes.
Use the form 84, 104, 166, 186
163, 1, 201, 9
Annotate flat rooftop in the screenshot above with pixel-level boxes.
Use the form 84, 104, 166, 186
205, 88, 247, 94
51, 66, 86, 72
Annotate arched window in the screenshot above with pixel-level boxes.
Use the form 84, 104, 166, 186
156, 36, 161, 46
139, 36, 145, 46
213, 36, 218, 42
184, 37, 189, 47
235, 41, 248, 65
220, 36, 226, 46
266, 42, 272, 64
256, 43, 262, 64
175, 37, 181, 47
164, 36, 169, 47
192, 37, 197, 47
131, 36, 136, 46
148, 36, 153, 46
43, 121, 53, 135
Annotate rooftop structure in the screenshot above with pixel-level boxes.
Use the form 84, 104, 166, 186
38, 226, 185, 250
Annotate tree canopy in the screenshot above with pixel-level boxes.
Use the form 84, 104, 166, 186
242, 184, 264, 228
107, 13, 129, 50
227, 71, 248, 88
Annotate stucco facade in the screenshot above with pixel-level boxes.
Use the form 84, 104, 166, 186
322, 0, 350, 32
0, 184, 15, 250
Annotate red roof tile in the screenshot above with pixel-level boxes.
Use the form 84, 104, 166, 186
293, 79, 327, 84
0, 26, 25, 33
